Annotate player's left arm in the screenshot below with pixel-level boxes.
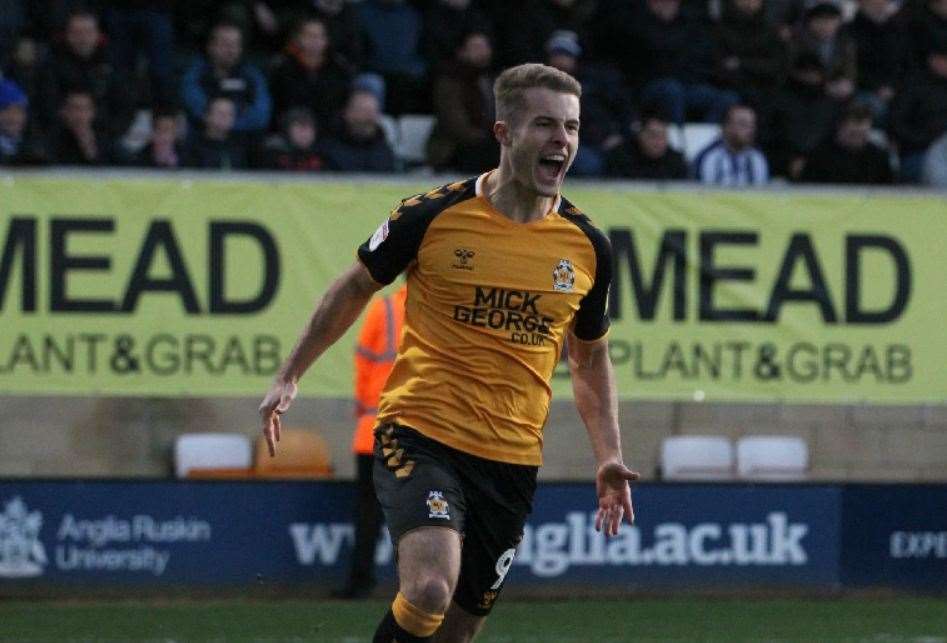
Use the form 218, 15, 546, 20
568, 222, 638, 537
568, 332, 639, 537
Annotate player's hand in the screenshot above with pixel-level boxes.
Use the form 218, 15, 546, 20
258, 379, 298, 457
594, 460, 639, 537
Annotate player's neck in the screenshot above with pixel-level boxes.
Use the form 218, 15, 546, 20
484, 167, 556, 224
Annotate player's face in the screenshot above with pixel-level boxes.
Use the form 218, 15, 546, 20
505, 88, 580, 197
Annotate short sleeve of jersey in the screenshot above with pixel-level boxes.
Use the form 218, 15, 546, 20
357, 204, 435, 285
573, 225, 612, 341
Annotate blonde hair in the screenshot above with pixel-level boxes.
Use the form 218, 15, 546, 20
494, 63, 582, 124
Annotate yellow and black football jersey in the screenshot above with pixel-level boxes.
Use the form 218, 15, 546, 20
357, 172, 611, 466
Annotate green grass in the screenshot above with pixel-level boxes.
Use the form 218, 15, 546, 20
1, 597, 946, 642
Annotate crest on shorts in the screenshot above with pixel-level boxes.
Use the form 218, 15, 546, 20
552, 259, 575, 292
426, 491, 450, 520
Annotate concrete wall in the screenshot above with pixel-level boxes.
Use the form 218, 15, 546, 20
2, 395, 945, 481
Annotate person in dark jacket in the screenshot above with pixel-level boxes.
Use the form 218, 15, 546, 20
323, 89, 396, 172
843, 0, 907, 123
713, 0, 786, 106
49, 89, 117, 166
269, 17, 353, 133
801, 103, 893, 183
132, 107, 184, 169
788, 1, 858, 103
181, 20, 272, 133
762, 52, 841, 179
37, 9, 135, 138
890, 45, 947, 182
183, 96, 251, 170
605, 112, 688, 180
259, 107, 328, 171
426, 30, 498, 173
633, 0, 740, 124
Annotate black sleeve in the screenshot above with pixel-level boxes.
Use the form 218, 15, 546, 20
356, 198, 437, 285
573, 225, 613, 341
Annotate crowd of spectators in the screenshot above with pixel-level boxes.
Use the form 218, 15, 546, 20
0, 0, 945, 187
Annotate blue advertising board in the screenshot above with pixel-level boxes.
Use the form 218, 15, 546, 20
0, 481, 854, 591
841, 485, 947, 589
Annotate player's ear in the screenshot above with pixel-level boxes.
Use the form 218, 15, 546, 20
494, 120, 511, 146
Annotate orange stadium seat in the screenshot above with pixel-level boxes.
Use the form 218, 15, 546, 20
253, 428, 334, 479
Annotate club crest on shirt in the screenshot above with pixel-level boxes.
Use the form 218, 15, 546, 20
368, 218, 390, 251
552, 259, 575, 292
426, 491, 450, 519
451, 248, 475, 270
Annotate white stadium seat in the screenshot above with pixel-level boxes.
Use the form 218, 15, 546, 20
174, 433, 252, 479
660, 436, 734, 480
397, 114, 436, 165
379, 114, 399, 151
736, 436, 809, 481
682, 123, 722, 163
666, 124, 685, 153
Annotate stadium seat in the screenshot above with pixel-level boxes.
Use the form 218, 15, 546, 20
660, 436, 734, 480
174, 433, 253, 479
736, 436, 809, 481
666, 124, 684, 153
682, 123, 722, 163
253, 428, 333, 479
397, 114, 436, 166
379, 114, 399, 151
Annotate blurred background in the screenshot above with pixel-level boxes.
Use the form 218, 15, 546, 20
0, 0, 945, 640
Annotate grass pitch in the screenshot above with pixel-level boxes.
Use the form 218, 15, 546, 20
2, 597, 946, 642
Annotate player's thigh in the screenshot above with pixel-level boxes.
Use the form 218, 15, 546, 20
433, 601, 487, 643
397, 526, 463, 597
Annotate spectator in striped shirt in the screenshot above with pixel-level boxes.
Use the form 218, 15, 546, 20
693, 104, 769, 186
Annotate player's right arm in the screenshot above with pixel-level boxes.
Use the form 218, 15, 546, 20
259, 261, 382, 456
260, 194, 440, 457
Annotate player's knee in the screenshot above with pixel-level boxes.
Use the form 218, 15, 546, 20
403, 574, 452, 614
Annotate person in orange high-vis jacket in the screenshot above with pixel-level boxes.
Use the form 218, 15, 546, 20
336, 283, 407, 599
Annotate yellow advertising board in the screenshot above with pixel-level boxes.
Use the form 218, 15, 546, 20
1, 176, 943, 402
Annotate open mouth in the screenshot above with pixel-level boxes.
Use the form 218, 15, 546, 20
537, 154, 566, 183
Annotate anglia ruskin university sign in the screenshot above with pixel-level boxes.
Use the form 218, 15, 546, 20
0, 482, 847, 589
1, 177, 944, 402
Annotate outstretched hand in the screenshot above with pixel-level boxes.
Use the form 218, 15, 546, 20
594, 461, 639, 537
258, 380, 298, 457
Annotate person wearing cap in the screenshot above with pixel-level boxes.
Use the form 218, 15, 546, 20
0, 78, 44, 166
761, 52, 841, 179
545, 30, 629, 176
789, 0, 857, 102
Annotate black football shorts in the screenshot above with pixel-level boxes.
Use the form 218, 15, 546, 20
372, 423, 538, 615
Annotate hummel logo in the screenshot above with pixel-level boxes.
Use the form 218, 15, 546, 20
451, 248, 475, 270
